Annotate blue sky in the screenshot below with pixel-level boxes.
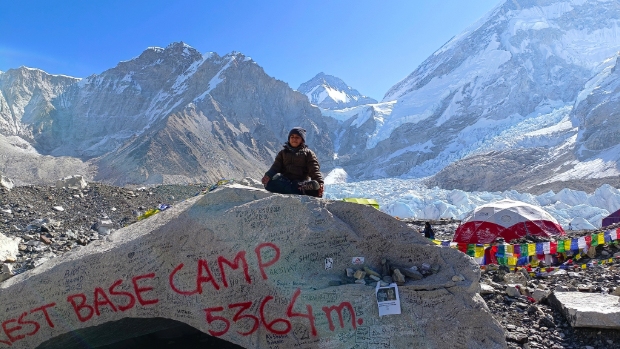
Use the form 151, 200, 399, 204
0, 0, 501, 100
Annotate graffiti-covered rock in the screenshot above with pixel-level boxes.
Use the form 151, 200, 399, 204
0, 184, 506, 348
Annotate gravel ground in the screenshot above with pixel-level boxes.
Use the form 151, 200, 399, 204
0, 183, 210, 273
1, 183, 619, 348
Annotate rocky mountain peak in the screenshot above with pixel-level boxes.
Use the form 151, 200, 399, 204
114, 41, 206, 74
0, 67, 79, 139
362, 0, 620, 193
297, 72, 377, 110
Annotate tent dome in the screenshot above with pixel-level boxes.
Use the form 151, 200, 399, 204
453, 199, 565, 244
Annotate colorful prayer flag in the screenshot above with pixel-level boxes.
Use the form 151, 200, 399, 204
557, 240, 565, 253
578, 237, 586, 249
598, 233, 605, 245
570, 239, 578, 251
536, 243, 543, 255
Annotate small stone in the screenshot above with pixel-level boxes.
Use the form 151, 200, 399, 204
363, 266, 380, 278
539, 315, 555, 328
506, 332, 528, 344
353, 270, 366, 280
504, 272, 528, 285
452, 274, 465, 282
514, 302, 529, 309
506, 285, 521, 297
354, 279, 366, 285
345, 268, 355, 277
480, 283, 495, 295
369, 275, 381, 282
381, 258, 390, 276
328, 280, 342, 286
531, 289, 550, 302
40, 236, 52, 245
392, 269, 406, 285
2, 263, 14, 274
0, 273, 12, 282
52, 206, 64, 212
401, 267, 424, 280
577, 285, 594, 292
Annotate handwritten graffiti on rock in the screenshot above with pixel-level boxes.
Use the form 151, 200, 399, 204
0, 241, 365, 347
168, 242, 280, 294
0, 303, 56, 346
66, 273, 159, 322
201, 288, 362, 339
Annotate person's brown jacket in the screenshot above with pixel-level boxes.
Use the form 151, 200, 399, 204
265, 144, 323, 183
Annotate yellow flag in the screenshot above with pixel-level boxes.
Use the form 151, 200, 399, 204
508, 257, 517, 266
474, 245, 484, 258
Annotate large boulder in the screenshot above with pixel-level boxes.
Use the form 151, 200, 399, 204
0, 175, 14, 190
0, 184, 506, 349
55, 175, 88, 190
0, 233, 19, 263
548, 292, 620, 329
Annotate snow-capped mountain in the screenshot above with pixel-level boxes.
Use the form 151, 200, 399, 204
334, 0, 620, 194
297, 73, 377, 110
0, 42, 335, 186
0, 67, 79, 141
3, 0, 620, 193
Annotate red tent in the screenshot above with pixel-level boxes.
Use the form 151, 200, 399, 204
602, 209, 620, 227
453, 199, 565, 244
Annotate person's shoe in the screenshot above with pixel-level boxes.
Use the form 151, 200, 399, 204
298, 180, 320, 191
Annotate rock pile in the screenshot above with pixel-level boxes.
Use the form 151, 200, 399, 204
0, 182, 208, 275
404, 219, 620, 349
479, 253, 620, 349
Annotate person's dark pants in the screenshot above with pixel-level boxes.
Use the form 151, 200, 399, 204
265, 175, 320, 197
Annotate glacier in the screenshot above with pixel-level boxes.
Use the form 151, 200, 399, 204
324, 168, 620, 230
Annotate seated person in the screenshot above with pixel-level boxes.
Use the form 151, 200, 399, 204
261, 127, 324, 197
419, 222, 435, 239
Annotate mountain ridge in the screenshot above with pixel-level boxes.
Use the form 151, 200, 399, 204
2, 0, 620, 193
0, 43, 336, 186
